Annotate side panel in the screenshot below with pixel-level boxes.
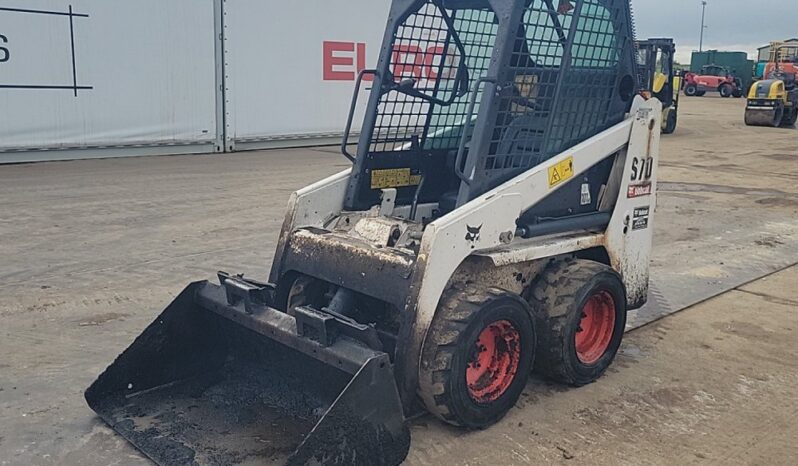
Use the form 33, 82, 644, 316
393, 97, 661, 406
269, 169, 351, 283
603, 102, 661, 308
0, 0, 218, 154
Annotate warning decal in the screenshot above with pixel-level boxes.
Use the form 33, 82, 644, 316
548, 156, 574, 188
370, 168, 422, 190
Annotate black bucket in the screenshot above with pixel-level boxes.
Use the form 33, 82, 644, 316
85, 281, 410, 466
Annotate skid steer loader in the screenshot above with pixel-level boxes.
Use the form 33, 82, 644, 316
86, 1, 661, 465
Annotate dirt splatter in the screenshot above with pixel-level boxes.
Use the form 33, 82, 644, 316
756, 197, 798, 209
77, 312, 130, 326
755, 237, 785, 248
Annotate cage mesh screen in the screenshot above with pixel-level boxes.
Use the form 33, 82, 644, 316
480, 0, 624, 179
547, 0, 620, 153
369, 2, 498, 152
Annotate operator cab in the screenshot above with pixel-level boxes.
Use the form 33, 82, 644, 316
342, 0, 638, 237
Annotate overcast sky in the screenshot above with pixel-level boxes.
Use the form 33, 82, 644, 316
632, 0, 797, 63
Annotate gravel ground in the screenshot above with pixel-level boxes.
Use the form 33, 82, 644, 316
1, 96, 797, 465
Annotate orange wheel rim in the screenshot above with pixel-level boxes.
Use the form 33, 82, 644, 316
466, 320, 521, 403
575, 291, 616, 365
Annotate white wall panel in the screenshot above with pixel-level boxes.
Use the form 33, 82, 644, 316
0, 1, 219, 152
223, 0, 391, 145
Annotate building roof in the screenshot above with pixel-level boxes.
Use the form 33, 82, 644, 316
758, 38, 798, 51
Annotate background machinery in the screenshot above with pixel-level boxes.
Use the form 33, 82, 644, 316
762, 41, 798, 80
85, 1, 662, 465
684, 64, 744, 98
746, 44, 798, 128
637, 38, 680, 134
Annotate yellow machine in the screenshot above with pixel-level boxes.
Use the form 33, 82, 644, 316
746, 45, 798, 127
637, 38, 680, 134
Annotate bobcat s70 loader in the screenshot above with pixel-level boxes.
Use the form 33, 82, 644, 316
86, 1, 662, 464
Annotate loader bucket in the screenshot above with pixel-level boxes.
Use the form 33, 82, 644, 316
85, 278, 410, 466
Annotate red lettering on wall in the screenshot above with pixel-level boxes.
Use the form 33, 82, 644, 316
392, 45, 423, 80
356, 42, 373, 82
323, 41, 456, 83
324, 41, 373, 82
424, 45, 444, 80
323, 41, 356, 81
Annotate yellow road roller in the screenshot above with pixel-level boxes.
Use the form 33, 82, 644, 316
745, 54, 798, 128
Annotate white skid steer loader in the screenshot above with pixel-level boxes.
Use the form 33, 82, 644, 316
86, 1, 661, 464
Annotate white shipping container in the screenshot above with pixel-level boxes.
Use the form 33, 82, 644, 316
0, 0, 220, 160
222, 0, 391, 149
0, 0, 395, 163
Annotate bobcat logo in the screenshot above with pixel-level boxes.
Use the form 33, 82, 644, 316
465, 224, 482, 243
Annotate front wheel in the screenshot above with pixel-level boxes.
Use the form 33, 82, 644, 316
419, 287, 536, 428
684, 84, 698, 96
663, 108, 678, 134
719, 84, 733, 98
529, 259, 627, 386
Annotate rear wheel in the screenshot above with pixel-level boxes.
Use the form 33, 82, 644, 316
529, 259, 626, 386
719, 84, 733, 98
684, 84, 698, 96
773, 104, 786, 127
781, 107, 797, 127
419, 286, 535, 428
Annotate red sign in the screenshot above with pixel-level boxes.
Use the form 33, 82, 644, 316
627, 182, 653, 198
322, 41, 370, 81
323, 41, 458, 82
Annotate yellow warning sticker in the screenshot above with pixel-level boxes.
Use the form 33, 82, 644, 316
548, 156, 574, 188
370, 168, 421, 190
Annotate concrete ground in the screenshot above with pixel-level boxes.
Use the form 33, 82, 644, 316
1, 95, 797, 465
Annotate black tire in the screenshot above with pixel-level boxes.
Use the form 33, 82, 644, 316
286, 274, 331, 314
684, 84, 698, 96
780, 108, 797, 127
663, 108, 677, 134
773, 104, 786, 128
529, 259, 627, 386
732, 88, 744, 98
696, 90, 706, 97
418, 286, 535, 429
719, 84, 733, 98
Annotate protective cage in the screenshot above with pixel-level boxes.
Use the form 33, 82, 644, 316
345, 0, 638, 211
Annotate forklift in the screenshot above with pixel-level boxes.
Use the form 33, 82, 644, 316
86, 1, 662, 465
636, 38, 680, 134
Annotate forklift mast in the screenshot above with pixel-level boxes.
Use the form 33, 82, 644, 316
636, 38, 676, 108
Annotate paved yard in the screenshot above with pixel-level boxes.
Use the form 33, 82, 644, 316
1, 96, 797, 465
